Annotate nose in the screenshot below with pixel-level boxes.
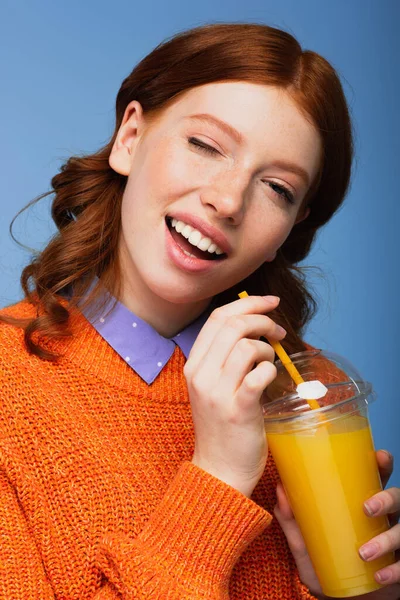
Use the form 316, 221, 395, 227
200, 172, 249, 225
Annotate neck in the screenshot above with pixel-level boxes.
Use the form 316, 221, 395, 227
117, 276, 212, 339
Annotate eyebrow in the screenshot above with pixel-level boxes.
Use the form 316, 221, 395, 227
185, 113, 244, 144
185, 113, 310, 187
268, 159, 310, 187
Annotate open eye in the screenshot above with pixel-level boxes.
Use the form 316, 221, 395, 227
188, 137, 220, 156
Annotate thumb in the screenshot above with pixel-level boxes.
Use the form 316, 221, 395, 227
275, 481, 294, 519
274, 482, 323, 596
274, 482, 307, 557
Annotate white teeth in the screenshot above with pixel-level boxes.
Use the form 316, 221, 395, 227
181, 225, 193, 239
198, 236, 213, 251
188, 230, 202, 246
169, 218, 224, 255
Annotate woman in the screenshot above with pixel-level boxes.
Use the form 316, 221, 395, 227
0, 22, 399, 599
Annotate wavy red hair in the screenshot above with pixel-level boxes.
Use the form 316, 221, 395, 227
1, 22, 353, 359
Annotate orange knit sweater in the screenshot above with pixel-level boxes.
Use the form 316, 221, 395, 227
0, 300, 317, 600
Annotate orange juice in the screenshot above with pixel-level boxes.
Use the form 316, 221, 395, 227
267, 415, 394, 597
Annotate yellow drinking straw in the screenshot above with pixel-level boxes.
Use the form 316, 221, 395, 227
238, 291, 320, 410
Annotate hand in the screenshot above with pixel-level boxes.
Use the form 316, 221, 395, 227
184, 294, 286, 498
274, 450, 400, 599
359, 451, 400, 590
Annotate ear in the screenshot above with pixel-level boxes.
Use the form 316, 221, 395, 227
109, 100, 145, 176
294, 205, 310, 225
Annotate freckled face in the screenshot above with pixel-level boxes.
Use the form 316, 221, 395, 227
117, 81, 322, 305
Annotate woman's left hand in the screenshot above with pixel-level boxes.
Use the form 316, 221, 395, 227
274, 450, 400, 599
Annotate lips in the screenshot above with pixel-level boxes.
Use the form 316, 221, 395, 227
166, 211, 233, 256
165, 218, 227, 274
166, 218, 225, 260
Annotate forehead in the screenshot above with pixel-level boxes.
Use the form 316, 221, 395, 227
161, 81, 322, 179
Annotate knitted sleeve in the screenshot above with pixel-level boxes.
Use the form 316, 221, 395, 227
0, 468, 56, 599
96, 462, 272, 599
0, 457, 270, 600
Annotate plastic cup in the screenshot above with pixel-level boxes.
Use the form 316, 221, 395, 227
263, 350, 394, 598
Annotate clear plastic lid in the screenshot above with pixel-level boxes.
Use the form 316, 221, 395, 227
262, 350, 376, 429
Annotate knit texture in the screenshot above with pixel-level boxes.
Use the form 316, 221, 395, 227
0, 300, 317, 599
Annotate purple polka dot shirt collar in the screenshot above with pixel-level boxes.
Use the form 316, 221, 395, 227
80, 288, 214, 385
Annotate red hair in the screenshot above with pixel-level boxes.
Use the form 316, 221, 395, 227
1, 22, 353, 358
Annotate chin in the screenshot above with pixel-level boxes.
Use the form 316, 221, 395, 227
142, 273, 213, 305
151, 284, 211, 305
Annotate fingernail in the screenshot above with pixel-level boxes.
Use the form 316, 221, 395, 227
263, 295, 280, 303
382, 450, 394, 462
276, 325, 287, 338
376, 569, 392, 583
364, 498, 382, 516
359, 543, 379, 560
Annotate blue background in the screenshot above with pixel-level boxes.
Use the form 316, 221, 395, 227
1, 1, 399, 484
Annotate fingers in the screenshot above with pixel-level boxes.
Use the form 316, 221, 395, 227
376, 449, 394, 489
364, 487, 400, 519
360, 487, 400, 584
185, 295, 285, 498
359, 523, 400, 561
234, 361, 278, 418
374, 561, 400, 586
185, 295, 284, 375
189, 311, 284, 394
359, 527, 400, 586
219, 338, 275, 396
201, 313, 284, 372
191, 321, 280, 420
363, 485, 400, 542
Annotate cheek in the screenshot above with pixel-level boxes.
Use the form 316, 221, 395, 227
146, 140, 200, 198
151, 139, 223, 197
275, 216, 298, 246
119, 176, 135, 221
120, 140, 201, 229
119, 144, 177, 220
249, 210, 297, 254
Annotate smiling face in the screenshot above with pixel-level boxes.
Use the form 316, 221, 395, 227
109, 81, 322, 332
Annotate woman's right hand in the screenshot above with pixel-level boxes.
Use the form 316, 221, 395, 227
184, 294, 286, 498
